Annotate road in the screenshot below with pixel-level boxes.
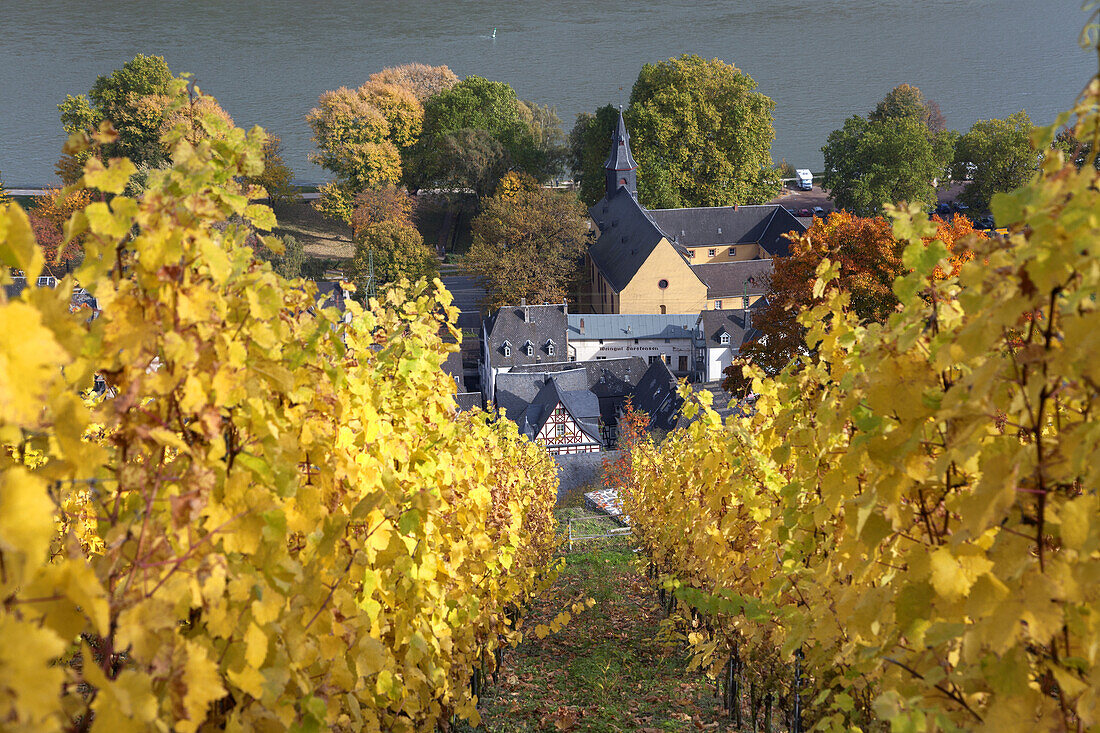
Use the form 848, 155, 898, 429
440, 272, 485, 331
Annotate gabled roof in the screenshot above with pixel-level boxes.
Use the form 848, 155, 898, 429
647, 204, 804, 255
519, 376, 603, 444
691, 259, 774, 299
588, 187, 673, 293
483, 302, 569, 369
495, 368, 590, 422
603, 109, 637, 172
314, 281, 349, 312
697, 309, 763, 347
631, 359, 684, 432
567, 313, 696, 341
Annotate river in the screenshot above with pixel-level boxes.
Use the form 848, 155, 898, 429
0, 0, 1094, 185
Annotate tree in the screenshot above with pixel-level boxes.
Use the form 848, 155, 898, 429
496, 171, 542, 201
870, 83, 946, 132
1052, 127, 1099, 170
352, 221, 438, 294
415, 128, 510, 199
463, 188, 589, 309
723, 211, 980, 394
600, 398, 650, 493
369, 63, 459, 103
308, 81, 422, 221
349, 183, 416, 236
822, 115, 951, 216
518, 100, 568, 178
627, 54, 782, 208
568, 105, 621, 205
410, 76, 552, 190
255, 234, 304, 279
0, 170, 10, 206
246, 135, 298, 208
952, 111, 1037, 211
59, 54, 176, 167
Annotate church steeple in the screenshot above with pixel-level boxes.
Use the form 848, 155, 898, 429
604, 107, 637, 199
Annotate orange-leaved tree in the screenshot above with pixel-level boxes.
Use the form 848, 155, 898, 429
600, 398, 651, 494
723, 211, 981, 394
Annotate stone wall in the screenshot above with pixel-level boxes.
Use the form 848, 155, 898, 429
554, 450, 618, 502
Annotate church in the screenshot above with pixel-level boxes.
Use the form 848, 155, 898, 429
585, 111, 805, 315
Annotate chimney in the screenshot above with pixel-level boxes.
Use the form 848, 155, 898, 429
744, 299, 752, 331
520, 297, 527, 321
579, 318, 585, 334
563, 299, 568, 316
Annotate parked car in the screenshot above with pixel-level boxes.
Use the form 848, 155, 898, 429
975, 215, 995, 230
795, 169, 814, 190
798, 208, 811, 217
812, 206, 826, 218
935, 203, 952, 217
951, 201, 970, 215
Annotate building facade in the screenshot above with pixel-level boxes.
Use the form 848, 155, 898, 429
566, 313, 695, 376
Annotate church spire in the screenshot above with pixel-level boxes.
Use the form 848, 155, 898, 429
604, 106, 637, 199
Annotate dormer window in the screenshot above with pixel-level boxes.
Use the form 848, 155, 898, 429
524, 341, 534, 357
502, 341, 512, 358
546, 340, 555, 356
720, 332, 731, 345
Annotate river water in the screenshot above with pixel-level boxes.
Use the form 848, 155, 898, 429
0, 0, 1094, 186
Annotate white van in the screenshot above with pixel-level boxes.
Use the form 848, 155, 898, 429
795, 169, 813, 191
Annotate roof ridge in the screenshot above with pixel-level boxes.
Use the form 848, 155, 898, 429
648, 204, 777, 213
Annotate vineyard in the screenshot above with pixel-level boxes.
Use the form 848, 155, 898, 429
0, 101, 565, 731
622, 76, 1100, 730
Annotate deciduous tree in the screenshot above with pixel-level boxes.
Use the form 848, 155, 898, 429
600, 398, 650, 493
568, 105, 621, 205
246, 135, 298, 208
463, 188, 589, 308
352, 221, 438, 294
369, 63, 459, 102
349, 183, 416, 236
410, 76, 555, 191
870, 82, 946, 132
627, 55, 782, 208
952, 111, 1037, 211
723, 211, 980, 394
308, 81, 422, 221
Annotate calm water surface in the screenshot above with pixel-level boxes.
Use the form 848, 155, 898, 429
0, 0, 1093, 185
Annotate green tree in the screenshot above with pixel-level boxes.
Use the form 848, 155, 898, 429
627, 54, 781, 208
416, 128, 510, 199
822, 115, 952, 216
568, 105, 621, 205
952, 111, 1037, 211
410, 76, 553, 190
463, 188, 589, 308
352, 221, 438, 294
256, 234, 304, 279
308, 81, 422, 221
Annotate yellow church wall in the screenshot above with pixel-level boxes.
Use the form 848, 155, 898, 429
684, 242, 763, 264
617, 238, 708, 314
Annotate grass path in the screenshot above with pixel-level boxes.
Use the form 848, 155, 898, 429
471, 544, 742, 732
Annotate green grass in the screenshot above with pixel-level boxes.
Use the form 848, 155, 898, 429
460, 513, 751, 731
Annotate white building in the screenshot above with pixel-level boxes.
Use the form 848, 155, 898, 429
566, 313, 696, 377
692, 308, 761, 383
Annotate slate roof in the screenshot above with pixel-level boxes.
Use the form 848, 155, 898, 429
494, 368, 590, 422
567, 313, 695, 341
483, 302, 568, 370
603, 110, 638, 172
587, 187, 672, 293
631, 359, 684, 432
519, 377, 603, 445
647, 205, 805, 256
453, 392, 482, 412
697, 309, 763, 347
314, 281, 349, 312
504, 357, 647, 427
691, 259, 774, 299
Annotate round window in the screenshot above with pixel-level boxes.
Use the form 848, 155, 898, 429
658, 279, 669, 289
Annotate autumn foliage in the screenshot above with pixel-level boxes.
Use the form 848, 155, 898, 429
599, 399, 650, 494
724, 211, 982, 394
627, 73, 1100, 730
0, 100, 559, 731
